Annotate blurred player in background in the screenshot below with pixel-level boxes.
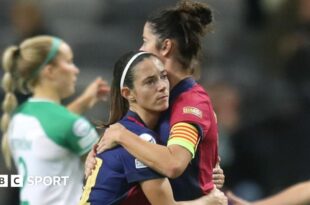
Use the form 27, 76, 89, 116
1, 35, 109, 205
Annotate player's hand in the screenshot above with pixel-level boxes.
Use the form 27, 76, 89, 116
84, 145, 97, 179
227, 191, 251, 205
213, 161, 225, 189
96, 123, 125, 153
81, 77, 110, 109
200, 188, 228, 205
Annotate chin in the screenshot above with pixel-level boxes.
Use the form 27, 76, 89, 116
158, 105, 169, 112
61, 89, 75, 99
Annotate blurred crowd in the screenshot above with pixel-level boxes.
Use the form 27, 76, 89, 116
0, 0, 309, 204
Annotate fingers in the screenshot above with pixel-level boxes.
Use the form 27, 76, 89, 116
98, 80, 110, 92
92, 144, 98, 156
96, 123, 124, 153
96, 130, 112, 153
84, 147, 98, 178
212, 188, 228, 205
96, 136, 106, 154
213, 172, 225, 180
88, 77, 110, 101
95, 138, 115, 153
96, 79, 110, 101
84, 161, 96, 179
213, 165, 224, 174
213, 179, 224, 189
96, 142, 107, 153
213, 166, 225, 189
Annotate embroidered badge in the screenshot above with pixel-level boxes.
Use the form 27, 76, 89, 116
183, 106, 202, 118
135, 159, 147, 169
139, 133, 156, 144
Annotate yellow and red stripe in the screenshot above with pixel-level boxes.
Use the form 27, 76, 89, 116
167, 122, 199, 157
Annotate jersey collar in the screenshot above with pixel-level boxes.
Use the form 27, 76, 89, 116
169, 77, 196, 104
125, 110, 147, 128
28, 97, 57, 104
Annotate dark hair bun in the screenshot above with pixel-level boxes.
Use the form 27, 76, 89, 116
178, 0, 212, 26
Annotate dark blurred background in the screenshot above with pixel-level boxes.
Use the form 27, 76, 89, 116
0, 0, 309, 204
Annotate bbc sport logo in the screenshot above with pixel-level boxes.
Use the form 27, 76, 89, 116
0, 175, 69, 187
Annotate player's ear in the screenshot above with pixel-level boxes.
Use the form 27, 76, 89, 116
41, 64, 54, 80
121, 87, 135, 102
160, 39, 173, 57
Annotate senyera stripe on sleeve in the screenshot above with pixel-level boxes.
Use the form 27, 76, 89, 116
167, 122, 199, 157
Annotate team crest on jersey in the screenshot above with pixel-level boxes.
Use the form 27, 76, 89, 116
139, 133, 156, 144
183, 106, 202, 118
135, 133, 156, 169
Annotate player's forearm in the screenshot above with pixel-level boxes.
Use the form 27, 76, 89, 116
141, 178, 178, 205
117, 130, 184, 178
253, 181, 310, 205
67, 95, 91, 114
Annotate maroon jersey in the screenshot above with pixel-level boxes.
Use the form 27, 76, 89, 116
159, 77, 219, 200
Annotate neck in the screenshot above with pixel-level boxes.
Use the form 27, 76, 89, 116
130, 105, 160, 129
33, 84, 60, 103
165, 59, 192, 90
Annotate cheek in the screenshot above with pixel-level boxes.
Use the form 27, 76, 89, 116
136, 88, 153, 103
143, 42, 156, 53
56, 69, 74, 87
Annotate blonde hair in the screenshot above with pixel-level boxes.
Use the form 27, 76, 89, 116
1, 35, 57, 169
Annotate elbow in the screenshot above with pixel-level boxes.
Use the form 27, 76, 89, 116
164, 162, 184, 179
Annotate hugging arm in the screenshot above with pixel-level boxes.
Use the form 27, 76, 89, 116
97, 123, 192, 178
141, 178, 227, 205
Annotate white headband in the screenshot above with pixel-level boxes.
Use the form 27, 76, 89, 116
120, 52, 148, 89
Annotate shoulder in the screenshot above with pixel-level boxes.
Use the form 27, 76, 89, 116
119, 120, 158, 144
172, 84, 211, 112
170, 84, 215, 126
17, 101, 78, 121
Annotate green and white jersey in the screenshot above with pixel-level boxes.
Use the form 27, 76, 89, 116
8, 98, 99, 205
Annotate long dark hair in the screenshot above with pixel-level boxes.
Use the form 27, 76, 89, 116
105, 51, 154, 127
147, 0, 212, 73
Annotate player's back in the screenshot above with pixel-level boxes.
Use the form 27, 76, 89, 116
79, 110, 161, 205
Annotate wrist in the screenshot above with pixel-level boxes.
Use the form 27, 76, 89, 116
114, 130, 124, 144
78, 94, 93, 109
115, 126, 131, 144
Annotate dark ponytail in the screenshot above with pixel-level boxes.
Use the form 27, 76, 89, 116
147, 0, 212, 71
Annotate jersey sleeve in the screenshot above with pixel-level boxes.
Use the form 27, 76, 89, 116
169, 92, 212, 156
120, 132, 163, 183
66, 117, 99, 156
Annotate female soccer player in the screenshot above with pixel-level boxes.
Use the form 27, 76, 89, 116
94, 0, 224, 202
79, 51, 226, 205
1, 35, 109, 205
